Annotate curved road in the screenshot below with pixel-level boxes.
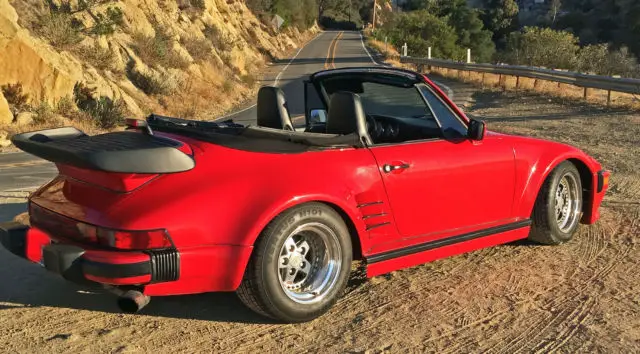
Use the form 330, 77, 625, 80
0, 31, 460, 196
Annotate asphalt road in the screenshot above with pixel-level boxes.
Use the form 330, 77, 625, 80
0, 31, 459, 195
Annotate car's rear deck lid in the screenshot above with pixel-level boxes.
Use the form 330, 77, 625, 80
11, 127, 194, 173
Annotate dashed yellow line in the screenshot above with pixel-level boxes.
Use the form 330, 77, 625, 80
324, 31, 343, 69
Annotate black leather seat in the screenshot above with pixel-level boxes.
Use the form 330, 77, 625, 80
256, 86, 294, 131
326, 91, 372, 145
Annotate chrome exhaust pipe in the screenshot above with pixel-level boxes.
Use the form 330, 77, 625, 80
117, 290, 150, 313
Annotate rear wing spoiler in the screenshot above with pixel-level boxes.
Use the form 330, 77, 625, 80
11, 127, 195, 173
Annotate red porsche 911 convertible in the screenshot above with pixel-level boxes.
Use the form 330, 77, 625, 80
0, 67, 609, 322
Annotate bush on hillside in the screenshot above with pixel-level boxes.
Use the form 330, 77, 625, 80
132, 29, 190, 69
376, 10, 464, 60
500, 27, 580, 69
500, 27, 640, 77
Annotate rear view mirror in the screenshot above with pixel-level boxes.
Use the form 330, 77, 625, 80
468, 119, 486, 141
310, 109, 327, 124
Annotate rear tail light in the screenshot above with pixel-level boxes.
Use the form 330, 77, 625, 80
77, 223, 173, 250
29, 203, 174, 250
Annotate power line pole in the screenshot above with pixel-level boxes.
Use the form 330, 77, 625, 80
372, 0, 377, 29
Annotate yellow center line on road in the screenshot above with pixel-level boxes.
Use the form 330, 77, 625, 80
324, 31, 343, 69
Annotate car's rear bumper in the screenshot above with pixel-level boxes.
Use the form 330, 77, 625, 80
582, 169, 610, 224
0, 223, 253, 295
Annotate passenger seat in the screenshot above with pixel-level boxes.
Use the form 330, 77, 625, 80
256, 86, 294, 131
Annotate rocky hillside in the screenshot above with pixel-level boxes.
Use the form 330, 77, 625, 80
0, 0, 317, 147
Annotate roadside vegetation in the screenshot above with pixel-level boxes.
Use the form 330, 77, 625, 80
368, 0, 640, 78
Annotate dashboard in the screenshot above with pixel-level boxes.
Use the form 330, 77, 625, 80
366, 114, 444, 144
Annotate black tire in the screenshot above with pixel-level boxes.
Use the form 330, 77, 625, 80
237, 203, 353, 323
528, 161, 583, 245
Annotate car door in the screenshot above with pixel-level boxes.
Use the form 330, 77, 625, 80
369, 84, 516, 241
371, 137, 515, 240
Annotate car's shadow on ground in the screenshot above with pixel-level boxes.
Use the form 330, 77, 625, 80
0, 202, 27, 223
0, 246, 276, 324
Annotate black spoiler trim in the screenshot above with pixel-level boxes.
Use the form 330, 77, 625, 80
11, 127, 195, 173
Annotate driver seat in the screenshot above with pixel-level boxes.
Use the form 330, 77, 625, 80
256, 86, 294, 131
326, 91, 373, 146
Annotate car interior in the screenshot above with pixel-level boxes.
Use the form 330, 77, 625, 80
254, 72, 469, 146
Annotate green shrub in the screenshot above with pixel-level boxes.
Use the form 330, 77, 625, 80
32, 102, 56, 124
72, 82, 126, 128
73, 82, 97, 112
90, 7, 124, 36
380, 10, 464, 60
72, 43, 118, 71
222, 79, 233, 93
37, 13, 83, 49
240, 73, 258, 88
89, 97, 126, 129
1, 83, 29, 111
128, 68, 177, 95
501, 27, 580, 70
55, 97, 76, 117
132, 29, 190, 69
182, 36, 212, 62
203, 25, 234, 51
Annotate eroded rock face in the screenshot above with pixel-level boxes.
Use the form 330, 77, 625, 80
0, 0, 82, 105
0, 0, 317, 124
0, 93, 13, 125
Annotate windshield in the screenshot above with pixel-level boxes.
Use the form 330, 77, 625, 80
318, 75, 433, 120
355, 82, 430, 118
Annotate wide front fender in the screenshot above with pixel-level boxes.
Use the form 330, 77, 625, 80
513, 138, 601, 219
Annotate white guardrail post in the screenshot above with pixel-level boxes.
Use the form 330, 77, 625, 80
402, 43, 407, 57
428, 47, 431, 60
467, 49, 471, 64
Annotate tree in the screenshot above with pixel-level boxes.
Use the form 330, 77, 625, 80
380, 10, 463, 60
548, 0, 562, 25
439, 0, 495, 62
502, 27, 580, 69
482, 0, 519, 32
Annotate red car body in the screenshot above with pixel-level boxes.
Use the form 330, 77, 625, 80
1, 68, 609, 301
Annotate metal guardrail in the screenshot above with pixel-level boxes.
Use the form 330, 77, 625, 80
401, 57, 640, 96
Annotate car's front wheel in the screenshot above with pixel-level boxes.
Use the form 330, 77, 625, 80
237, 203, 352, 322
529, 161, 583, 245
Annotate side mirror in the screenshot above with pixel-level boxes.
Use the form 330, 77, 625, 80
468, 119, 486, 141
309, 109, 327, 124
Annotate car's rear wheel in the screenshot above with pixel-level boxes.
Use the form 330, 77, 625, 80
237, 203, 352, 322
529, 161, 583, 245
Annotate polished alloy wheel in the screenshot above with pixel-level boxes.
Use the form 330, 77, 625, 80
278, 222, 342, 304
554, 173, 581, 233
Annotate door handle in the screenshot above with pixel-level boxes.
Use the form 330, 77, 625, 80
383, 163, 410, 173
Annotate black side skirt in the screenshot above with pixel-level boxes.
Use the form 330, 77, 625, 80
367, 219, 532, 264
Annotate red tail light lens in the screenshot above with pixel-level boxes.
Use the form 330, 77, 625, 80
77, 223, 172, 250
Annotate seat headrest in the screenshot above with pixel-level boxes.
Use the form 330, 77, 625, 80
257, 86, 293, 131
326, 91, 372, 146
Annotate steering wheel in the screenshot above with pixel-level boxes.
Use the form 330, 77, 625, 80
365, 114, 381, 141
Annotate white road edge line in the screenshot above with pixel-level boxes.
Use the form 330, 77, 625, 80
358, 31, 455, 100
215, 32, 324, 121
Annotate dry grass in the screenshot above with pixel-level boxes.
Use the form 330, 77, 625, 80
426, 67, 640, 110
71, 43, 118, 72
181, 36, 212, 62
366, 38, 403, 67
35, 12, 83, 50
132, 31, 190, 69
156, 63, 255, 120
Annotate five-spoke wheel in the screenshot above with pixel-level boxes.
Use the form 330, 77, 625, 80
237, 203, 352, 322
529, 161, 583, 245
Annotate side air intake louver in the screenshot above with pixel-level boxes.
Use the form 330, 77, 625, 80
147, 249, 180, 282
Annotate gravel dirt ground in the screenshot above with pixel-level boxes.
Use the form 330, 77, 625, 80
0, 84, 639, 353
